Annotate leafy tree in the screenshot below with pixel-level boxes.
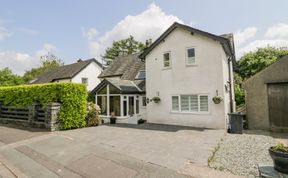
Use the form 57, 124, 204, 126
23, 53, 64, 83
234, 73, 245, 106
0, 68, 24, 86
102, 35, 152, 64
235, 46, 288, 106
237, 47, 288, 79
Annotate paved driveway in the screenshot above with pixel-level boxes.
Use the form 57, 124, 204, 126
0, 123, 225, 178
61, 124, 225, 170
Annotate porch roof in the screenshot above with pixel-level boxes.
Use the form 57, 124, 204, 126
92, 78, 145, 94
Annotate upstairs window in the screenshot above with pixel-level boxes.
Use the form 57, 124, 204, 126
186, 48, 195, 65
81, 78, 88, 85
163, 52, 171, 68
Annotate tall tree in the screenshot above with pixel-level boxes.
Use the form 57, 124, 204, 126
23, 53, 64, 83
102, 35, 152, 64
0, 68, 24, 86
235, 46, 288, 106
237, 46, 288, 79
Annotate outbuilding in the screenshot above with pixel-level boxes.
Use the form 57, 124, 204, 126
243, 55, 288, 131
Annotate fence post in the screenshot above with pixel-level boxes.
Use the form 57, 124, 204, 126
46, 103, 61, 131
28, 103, 36, 125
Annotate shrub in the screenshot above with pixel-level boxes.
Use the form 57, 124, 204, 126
0, 82, 87, 130
86, 102, 102, 126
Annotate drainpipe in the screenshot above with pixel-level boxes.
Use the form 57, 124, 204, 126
228, 56, 234, 113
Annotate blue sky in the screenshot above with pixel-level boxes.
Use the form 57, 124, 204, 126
1, 0, 288, 74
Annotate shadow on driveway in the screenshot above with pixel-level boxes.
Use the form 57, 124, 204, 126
104, 123, 214, 132
0, 123, 49, 145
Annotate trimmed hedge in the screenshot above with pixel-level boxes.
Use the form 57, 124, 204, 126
0, 82, 87, 130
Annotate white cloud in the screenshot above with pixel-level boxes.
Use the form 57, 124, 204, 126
234, 27, 257, 47
0, 43, 57, 75
84, 3, 182, 58
0, 25, 12, 40
237, 39, 288, 57
235, 23, 288, 58
35, 43, 57, 58
82, 27, 98, 40
18, 28, 39, 36
265, 23, 288, 39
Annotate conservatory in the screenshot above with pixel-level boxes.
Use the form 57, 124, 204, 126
94, 78, 146, 124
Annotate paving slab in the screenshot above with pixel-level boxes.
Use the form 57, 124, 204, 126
0, 162, 16, 178
0, 124, 48, 145
67, 154, 137, 178
0, 149, 58, 178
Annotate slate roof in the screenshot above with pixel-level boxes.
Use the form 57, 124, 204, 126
92, 53, 145, 94
139, 22, 236, 64
98, 53, 145, 80
32, 58, 103, 84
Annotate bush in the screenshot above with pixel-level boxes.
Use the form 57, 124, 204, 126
0, 82, 87, 130
86, 102, 102, 126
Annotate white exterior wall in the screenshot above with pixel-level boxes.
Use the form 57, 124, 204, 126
71, 62, 102, 91
145, 28, 230, 129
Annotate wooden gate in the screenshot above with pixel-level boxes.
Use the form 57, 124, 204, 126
268, 83, 288, 129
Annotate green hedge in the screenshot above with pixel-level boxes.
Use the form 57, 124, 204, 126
0, 82, 87, 130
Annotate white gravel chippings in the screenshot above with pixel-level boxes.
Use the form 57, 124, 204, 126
209, 130, 282, 178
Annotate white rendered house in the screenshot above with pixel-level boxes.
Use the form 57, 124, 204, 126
32, 59, 103, 91
139, 22, 236, 129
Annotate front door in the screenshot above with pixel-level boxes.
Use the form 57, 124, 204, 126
268, 83, 288, 129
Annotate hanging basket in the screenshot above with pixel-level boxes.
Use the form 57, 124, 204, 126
212, 96, 223, 104
150, 96, 161, 103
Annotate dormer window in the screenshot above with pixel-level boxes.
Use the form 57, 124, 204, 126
135, 70, 146, 80
186, 47, 195, 65
163, 52, 171, 68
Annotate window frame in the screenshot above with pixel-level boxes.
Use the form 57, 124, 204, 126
171, 94, 209, 114
163, 51, 171, 69
185, 47, 196, 66
141, 96, 147, 108
81, 77, 88, 85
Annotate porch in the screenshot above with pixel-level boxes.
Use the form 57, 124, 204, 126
94, 78, 146, 124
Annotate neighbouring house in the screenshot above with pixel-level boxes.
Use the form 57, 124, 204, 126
91, 54, 146, 124
93, 22, 236, 129
243, 56, 288, 131
31, 59, 103, 91
139, 22, 236, 129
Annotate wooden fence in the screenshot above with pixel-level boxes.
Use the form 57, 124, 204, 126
0, 103, 61, 131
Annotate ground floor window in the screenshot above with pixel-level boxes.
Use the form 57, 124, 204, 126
110, 96, 120, 116
97, 96, 107, 115
172, 94, 209, 113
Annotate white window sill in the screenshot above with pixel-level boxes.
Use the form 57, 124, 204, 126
185, 64, 197, 67
162, 67, 172, 70
170, 111, 210, 115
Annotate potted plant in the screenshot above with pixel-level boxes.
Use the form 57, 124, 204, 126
150, 96, 161, 103
110, 112, 117, 124
212, 96, 223, 104
269, 143, 288, 173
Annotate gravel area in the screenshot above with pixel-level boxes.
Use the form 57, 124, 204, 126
209, 130, 287, 178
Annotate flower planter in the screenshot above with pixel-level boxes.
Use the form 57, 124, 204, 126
110, 117, 116, 124
269, 147, 288, 173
